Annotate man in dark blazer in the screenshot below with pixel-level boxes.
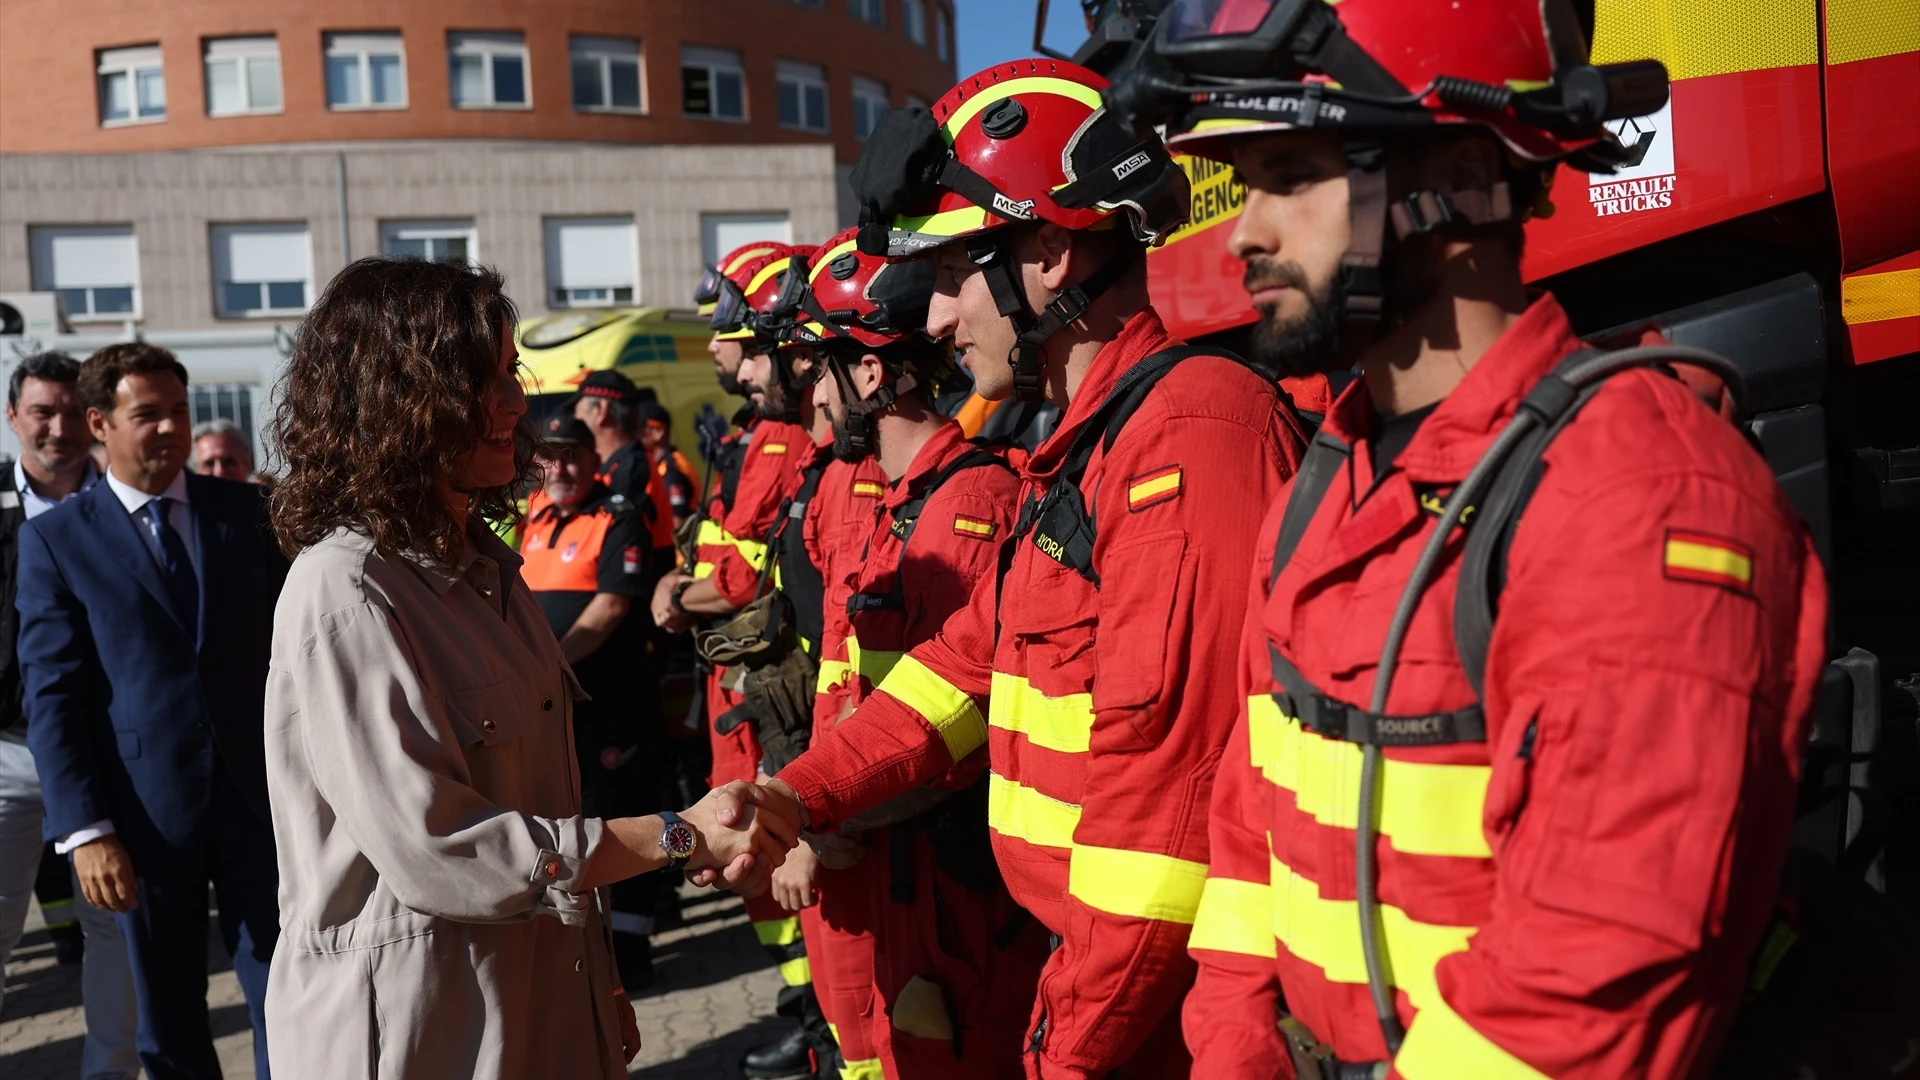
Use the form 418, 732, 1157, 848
17, 341, 285, 1080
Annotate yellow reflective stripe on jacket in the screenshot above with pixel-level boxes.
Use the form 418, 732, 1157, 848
1269, 850, 1476, 1012
1249, 695, 1492, 859
988, 672, 1094, 754
1394, 984, 1550, 1080
876, 656, 986, 761
986, 772, 1080, 850
733, 535, 769, 570
1189, 875, 1278, 959
694, 517, 730, 578
816, 658, 852, 695
848, 635, 904, 686
1069, 845, 1207, 924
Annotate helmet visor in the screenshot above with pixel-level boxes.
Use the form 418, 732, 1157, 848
706, 278, 750, 332
1158, 0, 1323, 79
693, 265, 725, 308
1165, 0, 1280, 43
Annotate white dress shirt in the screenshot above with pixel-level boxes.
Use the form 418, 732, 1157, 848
11, 457, 98, 520
55, 466, 200, 855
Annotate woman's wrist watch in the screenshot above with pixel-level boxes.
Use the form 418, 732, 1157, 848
670, 580, 696, 617
658, 811, 698, 871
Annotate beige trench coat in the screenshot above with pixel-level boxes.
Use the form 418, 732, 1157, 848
263, 523, 625, 1080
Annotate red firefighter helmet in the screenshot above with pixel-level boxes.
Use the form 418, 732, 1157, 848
786, 228, 936, 351
851, 58, 1190, 257
1149, 0, 1666, 167
711, 245, 815, 343
701, 240, 797, 331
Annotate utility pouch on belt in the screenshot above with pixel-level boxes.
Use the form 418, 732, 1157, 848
693, 589, 791, 668
672, 511, 702, 571
742, 645, 818, 775
1280, 1016, 1386, 1080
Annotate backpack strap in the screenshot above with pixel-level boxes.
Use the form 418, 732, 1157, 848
847, 447, 1015, 615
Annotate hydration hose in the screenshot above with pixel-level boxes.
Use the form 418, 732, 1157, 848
1356, 344, 1747, 1056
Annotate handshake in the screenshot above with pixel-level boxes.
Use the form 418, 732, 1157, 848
671, 778, 809, 897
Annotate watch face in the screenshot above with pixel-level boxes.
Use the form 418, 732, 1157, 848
663, 821, 697, 859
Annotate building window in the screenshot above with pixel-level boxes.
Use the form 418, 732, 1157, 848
853, 77, 889, 141
701, 213, 793, 267
850, 0, 885, 28
326, 32, 406, 110
776, 61, 828, 132
97, 45, 165, 126
449, 32, 529, 109
545, 217, 638, 308
189, 384, 260, 461
29, 226, 140, 321
381, 220, 477, 265
204, 37, 281, 117
681, 46, 745, 122
902, 0, 927, 45
211, 224, 312, 318
936, 8, 951, 62
571, 35, 643, 113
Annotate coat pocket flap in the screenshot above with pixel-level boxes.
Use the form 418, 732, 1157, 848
441, 680, 537, 747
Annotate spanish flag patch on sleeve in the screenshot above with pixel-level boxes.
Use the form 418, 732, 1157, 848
1127, 464, 1183, 512
1663, 529, 1754, 594
952, 514, 997, 540
853, 479, 885, 499
761, 442, 788, 456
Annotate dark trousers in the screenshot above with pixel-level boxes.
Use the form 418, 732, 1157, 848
118, 766, 278, 1080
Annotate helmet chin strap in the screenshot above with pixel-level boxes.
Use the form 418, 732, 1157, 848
823, 351, 919, 460
964, 232, 1135, 403
1337, 136, 1520, 342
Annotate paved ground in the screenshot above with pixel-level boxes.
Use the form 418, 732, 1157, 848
1, 885, 790, 1079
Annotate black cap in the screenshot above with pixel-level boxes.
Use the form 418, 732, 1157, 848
636, 400, 671, 429
577, 368, 640, 403
541, 415, 595, 449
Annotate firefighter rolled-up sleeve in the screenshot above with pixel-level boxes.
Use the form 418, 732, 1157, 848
1035, 412, 1291, 1078
1391, 471, 1827, 1079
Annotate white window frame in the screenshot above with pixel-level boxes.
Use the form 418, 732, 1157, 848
29, 225, 142, 322
681, 46, 746, 123
97, 45, 165, 127
204, 37, 282, 118
449, 32, 531, 110
380, 220, 478, 265
544, 217, 639, 309
775, 60, 829, 133
325, 32, 407, 111
902, 0, 927, 45
935, 8, 951, 62
570, 35, 645, 114
210, 223, 314, 319
852, 76, 890, 141
700, 213, 793, 268
850, 0, 886, 28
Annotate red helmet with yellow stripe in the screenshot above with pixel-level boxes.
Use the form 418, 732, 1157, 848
711, 245, 816, 343
701, 240, 797, 334
786, 228, 936, 352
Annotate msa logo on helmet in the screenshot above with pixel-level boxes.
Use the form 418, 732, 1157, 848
1112, 150, 1153, 181
991, 193, 1038, 221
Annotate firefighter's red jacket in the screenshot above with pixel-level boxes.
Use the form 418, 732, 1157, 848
810, 451, 888, 729
1183, 295, 1829, 1078
709, 419, 812, 607
780, 310, 1307, 1077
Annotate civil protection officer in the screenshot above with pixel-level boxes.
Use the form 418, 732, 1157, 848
1112, 1, 1829, 1075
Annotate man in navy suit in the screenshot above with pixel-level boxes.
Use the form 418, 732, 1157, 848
17, 341, 285, 1080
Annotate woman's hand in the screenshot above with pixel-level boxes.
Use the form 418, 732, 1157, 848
680, 781, 801, 897
613, 989, 641, 1062
808, 831, 867, 871
771, 837, 820, 912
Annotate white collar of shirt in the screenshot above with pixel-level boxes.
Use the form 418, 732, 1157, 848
105, 465, 190, 517
13, 457, 99, 519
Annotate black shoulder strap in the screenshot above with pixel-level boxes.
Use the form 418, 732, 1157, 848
1269, 429, 1353, 586
1019, 346, 1258, 583
849, 447, 1015, 615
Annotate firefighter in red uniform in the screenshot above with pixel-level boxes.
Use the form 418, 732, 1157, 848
656, 245, 845, 1078
794, 227, 1051, 1079
1105, 2, 1833, 1076
757, 61, 1308, 1078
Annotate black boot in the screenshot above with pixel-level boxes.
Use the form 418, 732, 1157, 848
742, 1025, 816, 1079
743, 984, 837, 1079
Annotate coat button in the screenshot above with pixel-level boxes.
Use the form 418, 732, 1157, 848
482, 719, 497, 733
478, 584, 494, 598
574, 958, 584, 973
544, 860, 560, 879
542, 698, 554, 712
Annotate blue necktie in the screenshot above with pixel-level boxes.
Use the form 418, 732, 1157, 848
143, 498, 199, 632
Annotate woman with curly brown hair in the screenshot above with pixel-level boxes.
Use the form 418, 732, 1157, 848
260, 257, 799, 1080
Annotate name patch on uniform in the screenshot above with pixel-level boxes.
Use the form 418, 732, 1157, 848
952, 514, 997, 540
853, 479, 886, 499
1415, 486, 1477, 527
1127, 465, 1183, 511
1663, 529, 1753, 594
622, 545, 642, 575
761, 442, 789, 456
